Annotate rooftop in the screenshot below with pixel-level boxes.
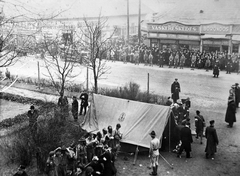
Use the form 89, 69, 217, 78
154, 0, 240, 24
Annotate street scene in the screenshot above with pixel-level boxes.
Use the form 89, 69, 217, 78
0, 0, 240, 176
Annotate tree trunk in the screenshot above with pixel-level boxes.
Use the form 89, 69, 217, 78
94, 77, 98, 94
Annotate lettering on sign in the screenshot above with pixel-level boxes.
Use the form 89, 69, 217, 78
148, 22, 200, 33
201, 24, 231, 34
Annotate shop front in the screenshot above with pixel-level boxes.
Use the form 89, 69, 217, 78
200, 23, 232, 53
147, 22, 201, 51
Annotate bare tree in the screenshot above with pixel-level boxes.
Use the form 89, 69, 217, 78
0, 1, 68, 69
40, 33, 80, 96
78, 14, 116, 93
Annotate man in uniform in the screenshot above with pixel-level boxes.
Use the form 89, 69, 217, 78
149, 130, 160, 176
171, 78, 181, 103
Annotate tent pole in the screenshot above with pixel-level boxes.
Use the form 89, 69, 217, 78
169, 110, 171, 152
133, 145, 139, 165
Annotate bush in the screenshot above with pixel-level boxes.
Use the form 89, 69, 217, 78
0, 127, 35, 166
98, 81, 168, 105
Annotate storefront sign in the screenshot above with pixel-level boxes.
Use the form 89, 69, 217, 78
232, 25, 240, 34
201, 23, 231, 34
147, 22, 200, 34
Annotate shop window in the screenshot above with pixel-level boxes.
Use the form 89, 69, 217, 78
222, 45, 228, 53
233, 44, 239, 53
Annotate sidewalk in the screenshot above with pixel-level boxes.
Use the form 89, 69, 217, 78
1, 81, 81, 103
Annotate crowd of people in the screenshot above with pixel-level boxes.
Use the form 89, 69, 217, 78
106, 43, 240, 74
43, 124, 122, 176
166, 78, 239, 163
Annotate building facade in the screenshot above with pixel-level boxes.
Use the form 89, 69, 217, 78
145, 21, 240, 54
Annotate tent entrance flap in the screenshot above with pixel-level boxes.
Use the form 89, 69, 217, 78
81, 94, 171, 148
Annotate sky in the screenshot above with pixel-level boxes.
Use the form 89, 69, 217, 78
1, 0, 163, 19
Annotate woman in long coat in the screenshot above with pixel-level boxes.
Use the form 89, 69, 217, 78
225, 98, 236, 127
205, 120, 218, 159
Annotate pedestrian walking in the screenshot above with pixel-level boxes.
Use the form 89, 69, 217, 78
149, 130, 160, 176
195, 110, 205, 144
71, 96, 79, 121
205, 120, 219, 159
177, 122, 193, 158
225, 97, 236, 128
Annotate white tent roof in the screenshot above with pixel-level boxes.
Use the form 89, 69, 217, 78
81, 94, 171, 148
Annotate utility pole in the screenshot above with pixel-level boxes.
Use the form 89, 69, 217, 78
86, 67, 89, 92
138, 0, 141, 45
37, 61, 40, 89
147, 73, 149, 101
127, 0, 130, 44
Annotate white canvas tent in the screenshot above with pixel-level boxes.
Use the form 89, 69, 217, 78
81, 94, 171, 148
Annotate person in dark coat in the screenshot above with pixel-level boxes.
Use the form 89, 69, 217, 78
177, 122, 193, 158
171, 78, 181, 103
225, 97, 236, 128
195, 110, 205, 144
235, 83, 240, 108
205, 120, 219, 159
158, 51, 164, 67
79, 91, 89, 115
72, 96, 79, 120
213, 64, 220, 78
27, 105, 39, 139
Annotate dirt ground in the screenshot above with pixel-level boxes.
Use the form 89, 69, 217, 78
1, 59, 240, 176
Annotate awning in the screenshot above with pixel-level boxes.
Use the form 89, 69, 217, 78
201, 34, 229, 40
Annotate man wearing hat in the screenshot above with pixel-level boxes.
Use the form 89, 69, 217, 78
13, 165, 28, 176
171, 78, 181, 103
205, 120, 219, 159
177, 122, 193, 158
149, 130, 160, 175
27, 105, 39, 139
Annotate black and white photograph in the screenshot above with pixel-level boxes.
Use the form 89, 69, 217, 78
0, 0, 240, 175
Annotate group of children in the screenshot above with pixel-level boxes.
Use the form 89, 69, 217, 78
45, 123, 122, 176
